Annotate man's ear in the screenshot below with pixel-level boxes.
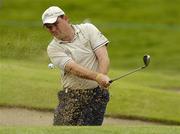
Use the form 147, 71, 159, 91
62, 15, 69, 21
62, 15, 69, 22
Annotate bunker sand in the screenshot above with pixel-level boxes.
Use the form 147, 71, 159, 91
0, 107, 162, 126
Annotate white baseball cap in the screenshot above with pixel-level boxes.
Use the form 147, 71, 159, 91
42, 6, 65, 24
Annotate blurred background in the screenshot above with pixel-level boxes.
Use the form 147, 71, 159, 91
0, 0, 180, 126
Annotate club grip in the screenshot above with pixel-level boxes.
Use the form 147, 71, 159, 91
109, 80, 113, 83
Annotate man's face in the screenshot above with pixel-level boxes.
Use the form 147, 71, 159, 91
44, 16, 70, 40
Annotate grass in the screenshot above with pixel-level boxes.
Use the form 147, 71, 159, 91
0, 59, 180, 124
0, 0, 180, 71
0, 126, 180, 134
0, 0, 180, 127
0, 59, 59, 109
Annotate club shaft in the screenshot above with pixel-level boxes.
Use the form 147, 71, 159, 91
109, 66, 145, 83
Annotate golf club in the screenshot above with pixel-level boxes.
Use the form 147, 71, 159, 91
109, 55, 150, 83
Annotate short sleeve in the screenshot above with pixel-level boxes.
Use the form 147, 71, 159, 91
86, 23, 109, 51
47, 45, 72, 70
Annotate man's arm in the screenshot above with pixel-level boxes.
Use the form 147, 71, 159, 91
95, 45, 110, 75
65, 60, 110, 88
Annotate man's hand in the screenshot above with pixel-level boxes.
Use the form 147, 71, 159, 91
95, 73, 110, 88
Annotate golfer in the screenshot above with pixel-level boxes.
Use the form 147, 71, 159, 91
42, 6, 111, 126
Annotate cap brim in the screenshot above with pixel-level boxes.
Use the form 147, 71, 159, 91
43, 17, 58, 24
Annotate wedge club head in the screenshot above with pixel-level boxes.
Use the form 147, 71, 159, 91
143, 55, 150, 68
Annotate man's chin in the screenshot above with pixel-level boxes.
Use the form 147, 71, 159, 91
53, 35, 61, 39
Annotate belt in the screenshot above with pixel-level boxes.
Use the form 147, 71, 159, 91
64, 86, 100, 93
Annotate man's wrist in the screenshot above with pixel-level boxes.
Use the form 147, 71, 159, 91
95, 73, 103, 81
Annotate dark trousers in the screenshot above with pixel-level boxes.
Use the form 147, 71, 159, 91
53, 86, 109, 126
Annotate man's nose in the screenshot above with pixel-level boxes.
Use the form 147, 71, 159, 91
50, 25, 57, 32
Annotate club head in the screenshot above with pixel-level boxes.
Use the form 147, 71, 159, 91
143, 55, 150, 67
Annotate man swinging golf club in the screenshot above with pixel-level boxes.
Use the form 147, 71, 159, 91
42, 6, 150, 126
42, 6, 111, 126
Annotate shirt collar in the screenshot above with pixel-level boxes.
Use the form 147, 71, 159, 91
54, 25, 80, 44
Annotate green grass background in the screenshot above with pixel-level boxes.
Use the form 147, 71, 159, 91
0, 0, 180, 130
0, 126, 180, 134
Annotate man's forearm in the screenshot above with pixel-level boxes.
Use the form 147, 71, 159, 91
65, 60, 98, 81
65, 60, 110, 88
